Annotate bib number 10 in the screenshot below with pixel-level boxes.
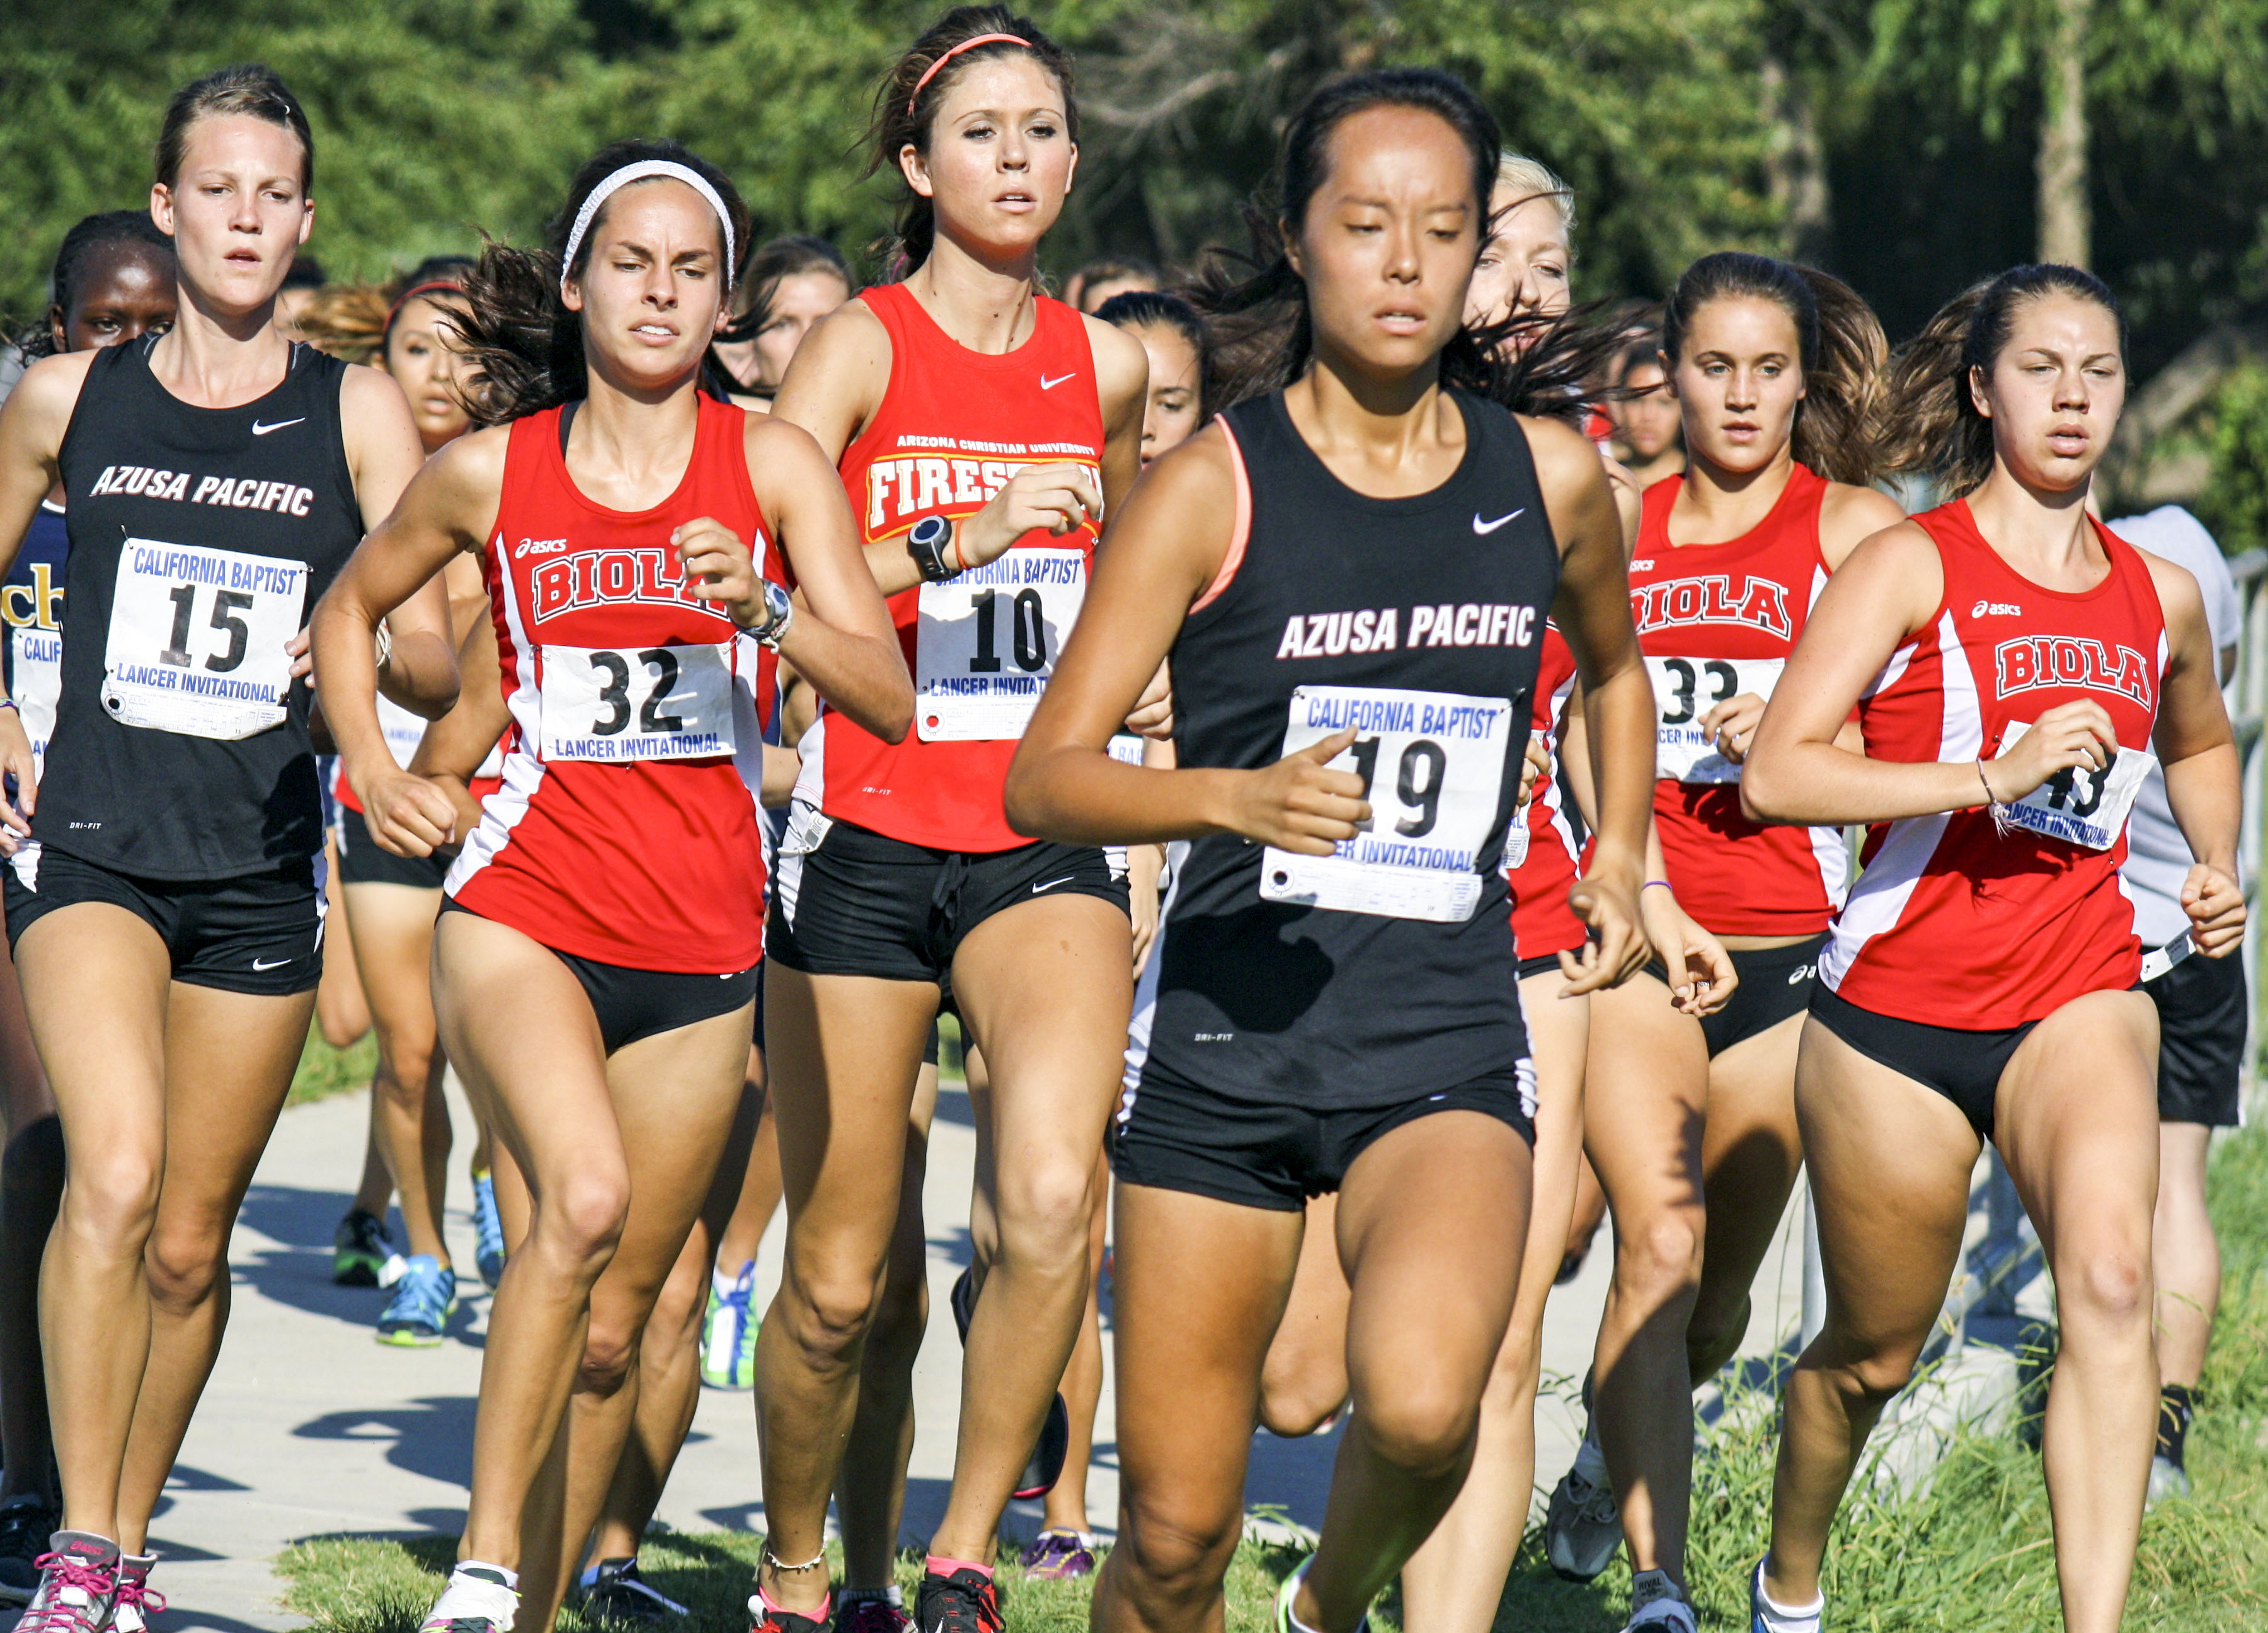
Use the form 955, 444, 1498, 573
914, 547, 1087, 741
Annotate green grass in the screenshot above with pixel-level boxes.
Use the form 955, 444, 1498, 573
289, 1023, 377, 1106
275, 1124, 2268, 1632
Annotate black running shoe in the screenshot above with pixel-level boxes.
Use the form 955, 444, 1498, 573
915, 1569, 1000, 1633
0, 1496, 58, 1607
748, 1591, 833, 1633
581, 1557, 687, 1624
949, 1268, 1069, 1499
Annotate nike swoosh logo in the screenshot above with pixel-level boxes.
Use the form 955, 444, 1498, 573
1040, 373, 1077, 390
1031, 876, 1075, 893
1472, 508, 1526, 534
251, 956, 292, 971
251, 418, 305, 435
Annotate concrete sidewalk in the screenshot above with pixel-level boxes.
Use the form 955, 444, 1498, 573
140, 1077, 1809, 1630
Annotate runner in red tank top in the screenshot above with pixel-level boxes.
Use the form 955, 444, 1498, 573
1742, 266, 2242, 1633
311, 139, 909, 1633
1542, 255, 1905, 1632
750, 16, 1149, 1630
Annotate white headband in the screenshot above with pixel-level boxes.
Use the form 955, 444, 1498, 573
559, 160, 737, 298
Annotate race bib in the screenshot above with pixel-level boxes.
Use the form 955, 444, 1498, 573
914, 548, 1085, 740
375, 692, 429, 769
1501, 731, 1549, 873
1992, 720, 2155, 851
1108, 733, 1146, 767
1261, 685, 1515, 924
1649, 655, 1784, 782
539, 641, 737, 762
101, 539, 307, 739
11, 626, 59, 777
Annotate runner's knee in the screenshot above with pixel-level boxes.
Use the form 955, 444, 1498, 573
532, 1166, 629, 1271
2059, 1235, 2152, 1330
1614, 1206, 1705, 1298
1116, 1484, 1242, 1603
145, 1215, 229, 1312
991, 1147, 1101, 1268
60, 1142, 163, 1250
1351, 1372, 1480, 1479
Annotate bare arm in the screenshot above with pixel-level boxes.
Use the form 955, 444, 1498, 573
1532, 415, 1654, 990
0, 353, 94, 831
742, 415, 912, 743
1005, 425, 1370, 849
334, 365, 458, 716
2143, 553, 2245, 953
404, 611, 510, 847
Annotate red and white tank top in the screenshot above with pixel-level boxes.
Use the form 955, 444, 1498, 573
1821, 502, 2165, 1028
331, 701, 503, 816
803, 281, 1104, 853
445, 396, 776, 972
1630, 465, 1847, 936
1508, 622, 1586, 961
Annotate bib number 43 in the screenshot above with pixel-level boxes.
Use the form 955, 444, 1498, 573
1992, 719, 2155, 851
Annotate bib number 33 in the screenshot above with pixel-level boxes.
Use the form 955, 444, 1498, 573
1261, 684, 1515, 924
914, 548, 1085, 741
102, 539, 308, 740
540, 641, 737, 762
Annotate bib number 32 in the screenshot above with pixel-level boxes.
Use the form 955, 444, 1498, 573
1261, 684, 1514, 923
540, 641, 738, 762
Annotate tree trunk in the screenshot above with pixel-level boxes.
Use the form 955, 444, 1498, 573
1762, 55, 1833, 264
2037, 0, 2090, 267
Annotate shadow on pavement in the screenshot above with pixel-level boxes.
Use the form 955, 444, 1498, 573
292, 1396, 478, 1491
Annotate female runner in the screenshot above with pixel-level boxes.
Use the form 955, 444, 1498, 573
752, 10, 1147, 1629
711, 236, 853, 406
1605, 336, 1683, 488
302, 261, 505, 1343
312, 138, 910, 1633
0, 210, 176, 1607
0, 65, 459, 1630
1541, 253, 1902, 1633
1741, 265, 2242, 1633
1006, 69, 1659, 1633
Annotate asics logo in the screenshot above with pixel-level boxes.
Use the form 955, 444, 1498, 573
1788, 964, 1814, 985
250, 418, 305, 436
1472, 508, 1526, 535
1040, 372, 1078, 390
1972, 599, 2022, 617
515, 537, 570, 559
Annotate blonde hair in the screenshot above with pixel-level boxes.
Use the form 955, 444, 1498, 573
1494, 152, 1576, 246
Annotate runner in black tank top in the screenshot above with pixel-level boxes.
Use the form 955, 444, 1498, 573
1005, 69, 1661, 1633
0, 67, 452, 1630
0, 209, 175, 1607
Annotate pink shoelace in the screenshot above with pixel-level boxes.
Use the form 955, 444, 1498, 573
21, 1552, 115, 1633
115, 1576, 168, 1618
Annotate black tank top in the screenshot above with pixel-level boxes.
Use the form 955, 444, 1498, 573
41, 335, 360, 879
1131, 388, 1560, 1109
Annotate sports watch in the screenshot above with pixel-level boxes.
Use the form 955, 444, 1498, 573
907, 513, 959, 583
742, 578, 795, 649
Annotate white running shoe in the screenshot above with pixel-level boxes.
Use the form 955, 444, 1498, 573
421, 1562, 520, 1633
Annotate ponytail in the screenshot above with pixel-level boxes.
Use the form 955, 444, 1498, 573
1661, 251, 1887, 486
1881, 263, 2125, 497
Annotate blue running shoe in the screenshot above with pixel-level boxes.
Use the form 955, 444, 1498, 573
376, 1254, 457, 1346
471, 1170, 507, 1288
700, 1260, 757, 1390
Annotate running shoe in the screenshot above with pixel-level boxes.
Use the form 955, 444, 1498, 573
1016, 1529, 1096, 1580
471, 1171, 507, 1288
579, 1557, 687, 1624
376, 1255, 457, 1347
1749, 1558, 1824, 1633
333, 1208, 405, 1288
14, 1531, 117, 1633
948, 1267, 1070, 1499
108, 1554, 163, 1633
747, 1591, 832, 1633
2147, 1452, 2192, 1506
0, 1495, 59, 1607
701, 1261, 759, 1392
1620, 1595, 1696, 1633
421, 1562, 519, 1633
914, 1567, 999, 1633
835, 1595, 909, 1633
1270, 1556, 1370, 1633
1544, 1433, 1622, 1581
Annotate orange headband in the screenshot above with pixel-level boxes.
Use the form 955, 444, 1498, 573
384, 279, 465, 340
908, 33, 1032, 113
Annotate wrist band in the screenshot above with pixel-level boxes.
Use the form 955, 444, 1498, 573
907, 515, 959, 583
762, 1545, 827, 1574
374, 620, 393, 668
0, 700, 18, 716
1641, 879, 1673, 893
1975, 759, 1997, 806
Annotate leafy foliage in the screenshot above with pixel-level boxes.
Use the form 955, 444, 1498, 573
2197, 366, 2268, 558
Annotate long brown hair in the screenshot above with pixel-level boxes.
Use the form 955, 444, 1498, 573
1660, 252, 1887, 486
1879, 264, 2126, 496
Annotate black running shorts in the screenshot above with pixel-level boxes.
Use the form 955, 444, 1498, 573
440, 900, 759, 1054
4, 842, 324, 997
1649, 932, 1824, 1059
1113, 1063, 1537, 1212
2145, 946, 2244, 1128
336, 805, 451, 891
767, 813, 1128, 984
1808, 986, 2037, 1138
